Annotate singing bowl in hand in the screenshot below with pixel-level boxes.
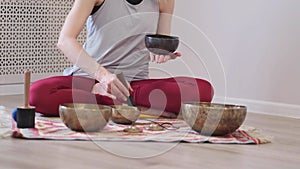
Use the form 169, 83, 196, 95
145, 34, 179, 55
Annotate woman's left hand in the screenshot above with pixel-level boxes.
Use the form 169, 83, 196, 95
150, 51, 182, 64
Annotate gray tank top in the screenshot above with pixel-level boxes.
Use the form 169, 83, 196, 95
63, 0, 159, 81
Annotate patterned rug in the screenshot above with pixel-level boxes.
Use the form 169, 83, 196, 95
11, 116, 272, 144
0, 106, 12, 138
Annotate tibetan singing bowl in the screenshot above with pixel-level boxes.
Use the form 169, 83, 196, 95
111, 105, 141, 125
145, 34, 179, 55
181, 102, 247, 136
59, 103, 112, 132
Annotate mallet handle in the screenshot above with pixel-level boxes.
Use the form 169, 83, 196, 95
116, 72, 134, 106
24, 70, 31, 108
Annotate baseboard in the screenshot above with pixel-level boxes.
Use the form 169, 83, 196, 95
0, 73, 62, 95
0, 84, 23, 95
213, 96, 300, 119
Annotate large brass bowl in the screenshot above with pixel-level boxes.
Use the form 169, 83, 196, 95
59, 103, 112, 132
181, 102, 247, 136
111, 105, 141, 125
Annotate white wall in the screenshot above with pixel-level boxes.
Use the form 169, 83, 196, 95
150, 0, 300, 117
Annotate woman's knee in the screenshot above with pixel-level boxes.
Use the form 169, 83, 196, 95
195, 78, 214, 101
174, 77, 214, 101
29, 76, 73, 116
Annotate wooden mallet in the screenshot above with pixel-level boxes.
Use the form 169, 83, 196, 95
16, 70, 35, 128
115, 71, 134, 106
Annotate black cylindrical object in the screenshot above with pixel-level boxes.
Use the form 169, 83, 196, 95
16, 107, 35, 128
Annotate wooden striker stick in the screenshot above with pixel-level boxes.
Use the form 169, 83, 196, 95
24, 70, 31, 108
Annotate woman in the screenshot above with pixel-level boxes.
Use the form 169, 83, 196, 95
30, 0, 213, 117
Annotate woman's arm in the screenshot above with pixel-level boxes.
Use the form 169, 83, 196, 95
57, 0, 129, 101
57, 0, 100, 76
151, 0, 181, 63
157, 0, 174, 35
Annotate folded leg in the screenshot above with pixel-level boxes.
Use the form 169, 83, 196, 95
130, 77, 214, 113
30, 76, 113, 116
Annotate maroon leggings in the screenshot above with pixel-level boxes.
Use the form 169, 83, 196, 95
30, 76, 214, 116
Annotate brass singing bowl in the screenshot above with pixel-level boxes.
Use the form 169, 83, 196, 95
59, 103, 112, 132
111, 105, 141, 125
181, 102, 247, 136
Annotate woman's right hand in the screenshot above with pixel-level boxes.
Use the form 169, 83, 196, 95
92, 67, 131, 102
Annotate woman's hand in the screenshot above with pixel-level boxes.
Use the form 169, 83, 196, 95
150, 51, 181, 64
92, 67, 132, 102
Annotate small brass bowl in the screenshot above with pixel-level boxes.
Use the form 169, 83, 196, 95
59, 103, 112, 132
181, 102, 247, 136
111, 105, 141, 125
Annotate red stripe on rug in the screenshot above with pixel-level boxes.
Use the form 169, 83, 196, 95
240, 130, 261, 144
